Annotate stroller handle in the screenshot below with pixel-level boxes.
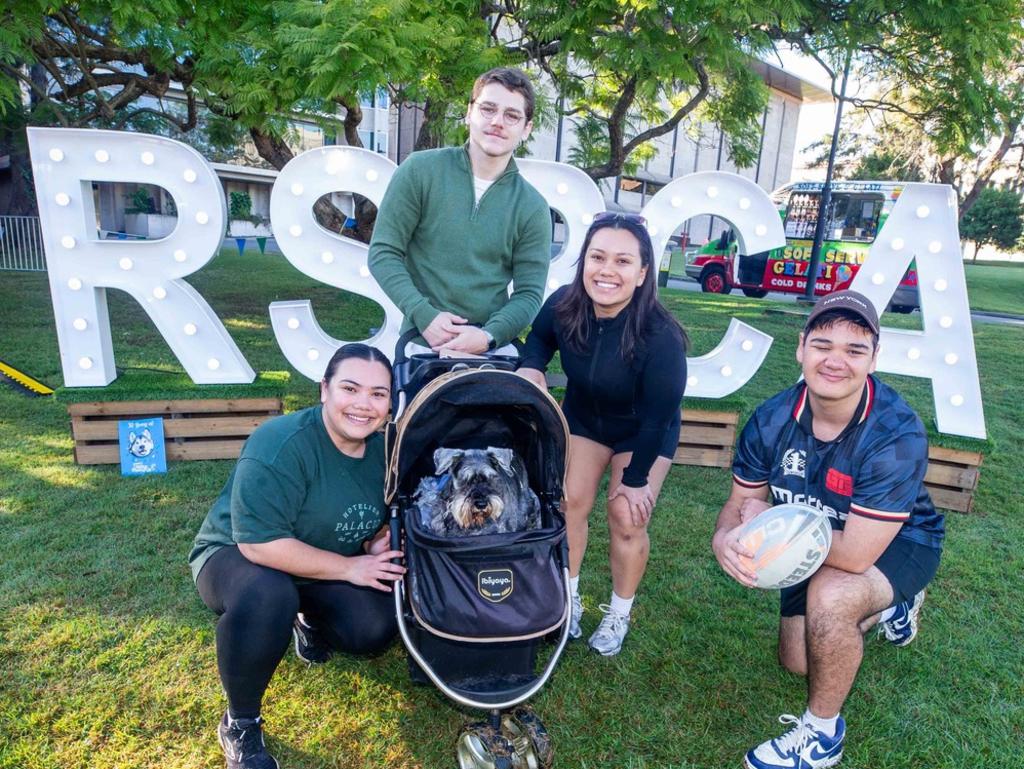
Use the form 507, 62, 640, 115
393, 326, 526, 366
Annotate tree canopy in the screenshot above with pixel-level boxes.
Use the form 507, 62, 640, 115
2, 0, 1023, 207
959, 186, 1024, 255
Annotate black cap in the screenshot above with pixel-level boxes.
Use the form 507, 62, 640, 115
804, 290, 880, 336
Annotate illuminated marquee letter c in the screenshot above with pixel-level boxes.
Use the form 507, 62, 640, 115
641, 172, 785, 398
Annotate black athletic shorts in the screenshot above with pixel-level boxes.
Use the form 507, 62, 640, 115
565, 409, 681, 460
780, 534, 941, 618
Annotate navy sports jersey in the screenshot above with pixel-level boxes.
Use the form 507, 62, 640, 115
733, 375, 943, 549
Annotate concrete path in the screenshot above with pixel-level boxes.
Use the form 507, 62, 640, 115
665, 278, 1024, 328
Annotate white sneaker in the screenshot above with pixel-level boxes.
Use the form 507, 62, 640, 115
569, 592, 583, 639
587, 604, 630, 656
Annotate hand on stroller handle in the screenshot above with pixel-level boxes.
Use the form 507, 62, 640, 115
422, 311, 469, 348
344, 550, 406, 592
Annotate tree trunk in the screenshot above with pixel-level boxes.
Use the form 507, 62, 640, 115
414, 97, 450, 151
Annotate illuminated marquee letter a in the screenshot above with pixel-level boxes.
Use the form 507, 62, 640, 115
848, 184, 985, 439
27, 128, 254, 386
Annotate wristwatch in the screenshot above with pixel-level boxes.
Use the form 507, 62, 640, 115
483, 330, 497, 351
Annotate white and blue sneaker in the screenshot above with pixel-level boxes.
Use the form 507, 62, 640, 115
880, 589, 925, 647
744, 713, 845, 769
568, 592, 583, 640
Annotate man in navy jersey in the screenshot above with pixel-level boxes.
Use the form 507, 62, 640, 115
711, 290, 943, 769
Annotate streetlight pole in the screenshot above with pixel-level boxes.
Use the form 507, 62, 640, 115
803, 50, 852, 301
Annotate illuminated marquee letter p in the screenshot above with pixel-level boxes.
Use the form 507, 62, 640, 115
27, 128, 254, 386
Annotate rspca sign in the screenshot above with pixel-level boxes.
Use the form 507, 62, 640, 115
118, 417, 167, 476
26, 127, 987, 439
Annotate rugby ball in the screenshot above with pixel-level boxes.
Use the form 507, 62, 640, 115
738, 503, 833, 590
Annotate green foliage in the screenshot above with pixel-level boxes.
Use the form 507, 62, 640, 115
959, 187, 1024, 250
228, 191, 253, 222
124, 187, 156, 215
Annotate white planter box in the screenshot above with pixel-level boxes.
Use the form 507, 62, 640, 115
124, 213, 177, 239
228, 220, 273, 238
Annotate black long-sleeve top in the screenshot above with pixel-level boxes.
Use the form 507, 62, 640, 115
520, 287, 687, 487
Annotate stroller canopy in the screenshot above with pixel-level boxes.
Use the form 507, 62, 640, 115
386, 369, 569, 503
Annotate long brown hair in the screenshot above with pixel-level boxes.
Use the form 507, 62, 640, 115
555, 215, 687, 363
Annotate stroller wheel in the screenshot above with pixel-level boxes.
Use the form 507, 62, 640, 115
456, 722, 516, 769
506, 706, 553, 769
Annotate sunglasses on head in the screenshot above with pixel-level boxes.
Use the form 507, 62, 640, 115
592, 211, 647, 227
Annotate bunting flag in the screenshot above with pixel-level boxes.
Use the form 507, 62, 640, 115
235, 237, 247, 256
256, 237, 268, 254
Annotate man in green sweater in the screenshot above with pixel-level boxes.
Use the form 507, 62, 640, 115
369, 68, 552, 354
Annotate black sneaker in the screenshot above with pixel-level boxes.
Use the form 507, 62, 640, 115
293, 613, 332, 664
217, 712, 280, 769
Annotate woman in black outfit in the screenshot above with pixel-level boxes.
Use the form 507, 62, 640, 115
518, 212, 687, 656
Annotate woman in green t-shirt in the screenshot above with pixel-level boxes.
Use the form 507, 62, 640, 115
189, 343, 403, 769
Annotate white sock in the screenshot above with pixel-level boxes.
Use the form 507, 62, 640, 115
803, 709, 839, 738
878, 606, 897, 623
569, 576, 580, 596
609, 591, 634, 616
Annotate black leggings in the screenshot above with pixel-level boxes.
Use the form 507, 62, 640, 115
196, 545, 397, 719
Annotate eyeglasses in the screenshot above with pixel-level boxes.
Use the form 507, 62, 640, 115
592, 211, 647, 227
472, 101, 526, 127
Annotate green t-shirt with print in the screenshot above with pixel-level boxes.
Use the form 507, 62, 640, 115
188, 405, 386, 582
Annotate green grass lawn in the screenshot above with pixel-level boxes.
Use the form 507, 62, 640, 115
1, 251, 1022, 768
963, 260, 1024, 316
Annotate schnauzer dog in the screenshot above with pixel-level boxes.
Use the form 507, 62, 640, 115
414, 447, 541, 536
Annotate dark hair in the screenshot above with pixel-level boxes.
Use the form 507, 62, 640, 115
322, 343, 393, 384
471, 67, 535, 122
804, 309, 879, 349
555, 216, 688, 362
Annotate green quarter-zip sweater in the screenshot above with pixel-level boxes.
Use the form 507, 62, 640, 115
368, 145, 552, 347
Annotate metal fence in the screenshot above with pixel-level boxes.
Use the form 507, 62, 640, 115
0, 216, 47, 272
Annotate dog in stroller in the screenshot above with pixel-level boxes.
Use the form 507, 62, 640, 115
414, 447, 542, 537
385, 342, 571, 769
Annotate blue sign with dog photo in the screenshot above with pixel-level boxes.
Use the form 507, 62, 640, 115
118, 417, 167, 476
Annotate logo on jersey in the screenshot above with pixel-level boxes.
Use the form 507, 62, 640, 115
826, 468, 854, 496
781, 449, 806, 478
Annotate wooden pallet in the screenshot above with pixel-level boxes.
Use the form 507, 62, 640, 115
925, 446, 983, 514
673, 409, 740, 469
68, 398, 283, 465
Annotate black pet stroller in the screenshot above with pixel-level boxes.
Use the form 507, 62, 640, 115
385, 337, 573, 769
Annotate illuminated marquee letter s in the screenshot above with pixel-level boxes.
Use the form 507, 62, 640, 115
268, 147, 401, 380
27, 127, 254, 386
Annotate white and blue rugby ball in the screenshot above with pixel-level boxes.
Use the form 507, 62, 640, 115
738, 503, 833, 590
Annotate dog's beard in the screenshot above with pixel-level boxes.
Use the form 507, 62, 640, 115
451, 493, 504, 529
